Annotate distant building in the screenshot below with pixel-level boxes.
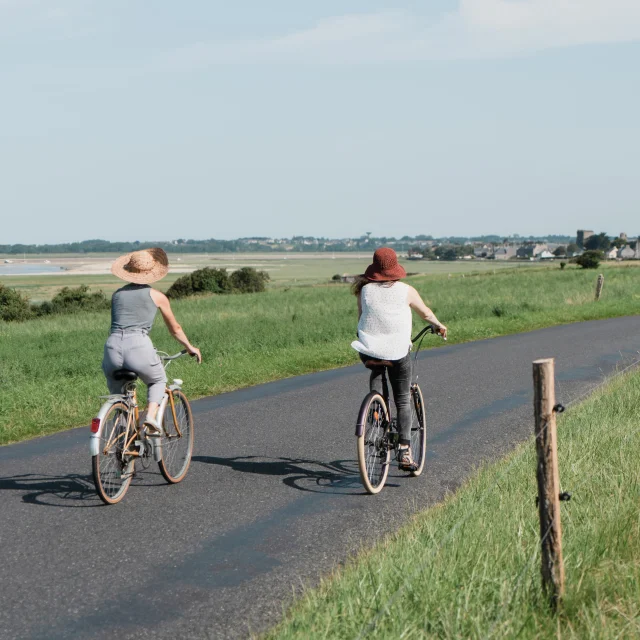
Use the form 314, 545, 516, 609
474, 245, 493, 259
538, 250, 555, 260
606, 247, 619, 260
493, 246, 517, 260
618, 246, 636, 260
577, 230, 594, 248
516, 243, 547, 259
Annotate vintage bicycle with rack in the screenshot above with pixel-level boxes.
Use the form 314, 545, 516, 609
355, 325, 445, 494
90, 350, 195, 505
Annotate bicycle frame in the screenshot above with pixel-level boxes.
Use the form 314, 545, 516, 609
90, 350, 187, 459
355, 325, 441, 438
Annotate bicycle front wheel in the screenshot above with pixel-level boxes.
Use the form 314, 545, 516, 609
158, 390, 194, 484
409, 383, 427, 477
92, 402, 133, 505
357, 392, 391, 494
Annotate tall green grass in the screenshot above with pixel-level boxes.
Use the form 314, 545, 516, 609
1, 264, 639, 445
265, 368, 640, 639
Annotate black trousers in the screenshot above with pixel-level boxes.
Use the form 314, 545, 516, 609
360, 352, 413, 444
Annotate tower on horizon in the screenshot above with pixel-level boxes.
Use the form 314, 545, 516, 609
577, 229, 594, 248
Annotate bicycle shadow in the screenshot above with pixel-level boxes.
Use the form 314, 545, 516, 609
191, 456, 385, 495
0, 472, 103, 508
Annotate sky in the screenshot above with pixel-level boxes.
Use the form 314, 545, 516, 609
1, 0, 639, 244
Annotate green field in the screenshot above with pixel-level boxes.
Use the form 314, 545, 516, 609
0, 253, 540, 301
1, 262, 639, 445
265, 367, 640, 639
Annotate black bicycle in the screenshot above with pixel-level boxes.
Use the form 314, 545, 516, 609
355, 325, 443, 494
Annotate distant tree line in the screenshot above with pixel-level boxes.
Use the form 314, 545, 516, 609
0, 234, 576, 255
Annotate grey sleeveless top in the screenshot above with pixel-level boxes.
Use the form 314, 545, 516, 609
110, 284, 158, 333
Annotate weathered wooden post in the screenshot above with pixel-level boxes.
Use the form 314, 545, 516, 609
532, 358, 565, 610
595, 273, 604, 301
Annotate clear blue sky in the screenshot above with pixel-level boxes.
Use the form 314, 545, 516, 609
2, 1, 639, 244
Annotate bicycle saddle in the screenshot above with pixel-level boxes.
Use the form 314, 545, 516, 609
364, 359, 394, 369
113, 369, 138, 381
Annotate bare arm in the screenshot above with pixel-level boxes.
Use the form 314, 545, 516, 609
407, 286, 447, 339
150, 289, 202, 363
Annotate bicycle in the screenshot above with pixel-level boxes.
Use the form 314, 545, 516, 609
90, 350, 195, 505
355, 325, 444, 495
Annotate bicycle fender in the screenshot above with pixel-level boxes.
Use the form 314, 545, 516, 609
90, 397, 124, 457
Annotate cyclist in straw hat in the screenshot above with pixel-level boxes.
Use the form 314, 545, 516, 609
351, 247, 447, 471
103, 248, 202, 436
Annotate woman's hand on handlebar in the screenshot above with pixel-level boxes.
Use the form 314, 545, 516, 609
434, 324, 448, 340
187, 345, 202, 363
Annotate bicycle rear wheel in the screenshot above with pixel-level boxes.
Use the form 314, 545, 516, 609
357, 392, 391, 494
158, 390, 194, 484
409, 383, 427, 477
92, 402, 133, 505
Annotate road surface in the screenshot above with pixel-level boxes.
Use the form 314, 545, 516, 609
1, 316, 639, 639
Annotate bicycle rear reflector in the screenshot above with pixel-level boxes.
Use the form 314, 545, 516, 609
91, 418, 101, 433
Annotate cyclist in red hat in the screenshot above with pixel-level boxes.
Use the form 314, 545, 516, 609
351, 247, 447, 471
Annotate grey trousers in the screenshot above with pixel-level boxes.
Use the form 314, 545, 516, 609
102, 331, 167, 404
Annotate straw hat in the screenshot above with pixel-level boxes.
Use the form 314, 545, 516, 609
111, 248, 170, 284
364, 247, 407, 282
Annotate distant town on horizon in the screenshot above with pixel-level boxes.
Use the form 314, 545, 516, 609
1, 229, 639, 261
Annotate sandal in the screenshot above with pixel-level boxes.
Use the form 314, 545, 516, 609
143, 418, 163, 438
397, 446, 418, 472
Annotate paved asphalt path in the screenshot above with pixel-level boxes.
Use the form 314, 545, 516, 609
1, 317, 639, 639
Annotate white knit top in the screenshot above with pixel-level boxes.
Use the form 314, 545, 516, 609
351, 281, 412, 360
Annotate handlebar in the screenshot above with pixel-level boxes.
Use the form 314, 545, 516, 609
158, 349, 190, 362
412, 325, 446, 343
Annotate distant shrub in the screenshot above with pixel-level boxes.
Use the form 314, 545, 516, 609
166, 266, 268, 299
230, 267, 270, 293
0, 284, 33, 322
331, 274, 342, 281
575, 250, 603, 269
1, 284, 110, 322
49, 285, 110, 314
31, 286, 109, 316
190, 267, 232, 295
560, 262, 567, 270
165, 274, 194, 299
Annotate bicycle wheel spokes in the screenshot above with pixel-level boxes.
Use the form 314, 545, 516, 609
158, 390, 194, 484
92, 402, 133, 505
357, 393, 390, 494
409, 384, 427, 477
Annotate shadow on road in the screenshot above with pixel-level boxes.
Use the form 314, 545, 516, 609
0, 472, 102, 507
192, 455, 367, 494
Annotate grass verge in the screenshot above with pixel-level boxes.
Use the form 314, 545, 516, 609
1, 263, 639, 445
264, 368, 640, 639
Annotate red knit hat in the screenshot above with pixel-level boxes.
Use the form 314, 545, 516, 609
364, 247, 407, 282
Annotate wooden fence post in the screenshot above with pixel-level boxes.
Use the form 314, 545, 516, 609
595, 273, 604, 300
532, 358, 565, 609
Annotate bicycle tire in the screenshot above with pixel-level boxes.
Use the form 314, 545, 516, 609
92, 402, 133, 505
409, 383, 427, 477
158, 390, 194, 484
357, 392, 391, 494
